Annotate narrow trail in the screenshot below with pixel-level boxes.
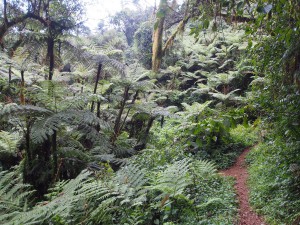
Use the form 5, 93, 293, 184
220, 147, 266, 225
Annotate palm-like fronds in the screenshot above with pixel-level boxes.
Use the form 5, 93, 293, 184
30, 110, 105, 144
191, 159, 217, 178
0, 131, 20, 155
0, 103, 52, 117
0, 168, 35, 223
210, 89, 245, 105
1, 170, 91, 225
177, 100, 212, 120
149, 158, 191, 199
63, 36, 126, 77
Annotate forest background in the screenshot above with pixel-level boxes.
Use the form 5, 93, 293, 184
0, 0, 299, 224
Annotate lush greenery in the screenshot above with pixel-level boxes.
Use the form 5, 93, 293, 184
247, 141, 300, 224
0, 0, 299, 224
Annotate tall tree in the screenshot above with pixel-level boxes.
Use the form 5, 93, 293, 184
0, 0, 84, 80
151, 0, 194, 73
110, 8, 152, 46
152, 0, 168, 73
36, 0, 84, 80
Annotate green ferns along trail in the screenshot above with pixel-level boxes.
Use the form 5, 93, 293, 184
1, 0, 300, 224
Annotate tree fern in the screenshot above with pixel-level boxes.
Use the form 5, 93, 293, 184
63, 36, 126, 77
30, 109, 107, 144
177, 101, 212, 121
210, 89, 245, 105
0, 103, 52, 117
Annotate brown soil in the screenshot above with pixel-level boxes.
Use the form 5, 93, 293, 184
220, 148, 266, 225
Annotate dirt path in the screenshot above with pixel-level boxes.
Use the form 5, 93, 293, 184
220, 147, 266, 225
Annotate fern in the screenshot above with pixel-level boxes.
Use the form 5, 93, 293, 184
210, 89, 245, 105
191, 159, 217, 178
63, 36, 126, 77
1, 170, 91, 225
149, 159, 191, 199
177, 101, 212, 120
30, 110, 106, 144
0, 131, 20, 155
0, 103, 52, 117
0, 168, 35, 223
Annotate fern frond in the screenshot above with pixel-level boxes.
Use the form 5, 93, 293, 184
63, 37, 126, 77
113, 164, 148, 206
0, 169, 35, 222
2, 170, 92, 224
0, 131, 20, 154
149, 159, 191, 197
177, 101, 212, 120
191, 159, 217, 177
30, 109, 108, 144
0, 103, 52, 117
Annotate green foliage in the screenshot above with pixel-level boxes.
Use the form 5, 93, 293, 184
0, 168, 35, 223
0, 131, 20, 155
230, 124, 259, 147
149, 159, 191, 198
247, 140, 300, 224
1, 170, 91, 225
0, 158, 237, 225
0, 131, 20, 170
134, 21, 153, 69
110, 8, 152, 46
4, 0, 300, 224
177, 101, 212, 120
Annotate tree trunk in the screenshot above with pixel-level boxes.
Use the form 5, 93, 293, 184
91, 63, 102, 112
8, 65, 11, 85
52, 130, 58, 179
152, 0, 167, 73
20, 70, 25, 105
111, 86, 130, 143
47, 37, 55, 80
23, 119, 32, 184
134, 117, 155, 151
96, 101, 101, 132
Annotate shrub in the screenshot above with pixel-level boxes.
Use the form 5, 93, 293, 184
247, 140, 300, 224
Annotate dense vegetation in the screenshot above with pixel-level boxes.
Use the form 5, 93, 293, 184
0, 0, 299, 224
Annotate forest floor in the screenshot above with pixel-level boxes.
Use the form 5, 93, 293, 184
220, 147, 266, 225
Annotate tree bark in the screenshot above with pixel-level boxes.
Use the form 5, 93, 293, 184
20, 70, 25, 105
152, 0, 167, 73
52, 130, 58, 179
47, 37, 55, 80
111, 86, 130, 143
134, 116, 155, 150
8, 65, 11, 85
96, 101, 101, 132
91, 63, 102, 112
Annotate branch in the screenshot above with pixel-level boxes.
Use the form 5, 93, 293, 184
162, 0, 191, 55
220, 13, 255, 23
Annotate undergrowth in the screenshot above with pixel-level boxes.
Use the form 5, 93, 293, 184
247, 140, 300, 224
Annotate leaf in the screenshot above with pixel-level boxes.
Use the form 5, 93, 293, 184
237, 1, 244, 10
222, 0, 230, 7
203, 19, 210, 29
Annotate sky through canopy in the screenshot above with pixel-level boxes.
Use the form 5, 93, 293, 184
84, 0, 157, 31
